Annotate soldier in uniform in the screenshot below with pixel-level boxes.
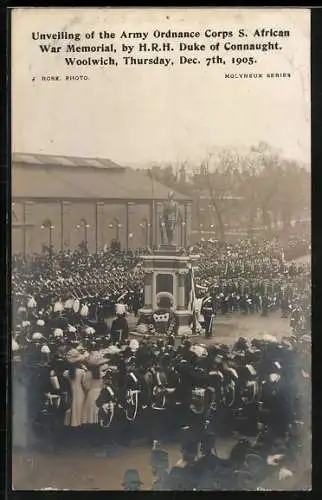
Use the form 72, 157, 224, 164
201, 293, 215, 339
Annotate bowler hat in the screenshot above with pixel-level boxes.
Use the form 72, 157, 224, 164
122, 469, 143, 485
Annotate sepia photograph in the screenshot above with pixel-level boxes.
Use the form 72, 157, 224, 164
11, 7, 311, 491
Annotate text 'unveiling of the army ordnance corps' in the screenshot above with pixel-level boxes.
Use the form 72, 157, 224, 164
30, 27, 291, 72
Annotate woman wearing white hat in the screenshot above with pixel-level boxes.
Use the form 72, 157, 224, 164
81, 354, 107, 428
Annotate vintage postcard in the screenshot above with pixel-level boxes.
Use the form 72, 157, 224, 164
11, 7, 311, 491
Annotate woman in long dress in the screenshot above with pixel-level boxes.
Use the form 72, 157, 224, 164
81, 354, 109, 445
63, 350, 88, 428
82, 363, 104, 425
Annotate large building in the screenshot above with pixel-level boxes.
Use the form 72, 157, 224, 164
12, 153, 192, 255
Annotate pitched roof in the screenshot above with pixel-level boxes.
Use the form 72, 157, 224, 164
12, 153, 124, 170
12, 153, 190, 202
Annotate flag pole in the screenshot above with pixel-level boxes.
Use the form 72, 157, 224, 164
191, 264, 197, 334
151, 170, 155, 247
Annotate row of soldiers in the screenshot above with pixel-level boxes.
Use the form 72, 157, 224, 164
12, 236, 310, 323
13, 306, 311, 439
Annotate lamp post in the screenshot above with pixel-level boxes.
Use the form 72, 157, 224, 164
180, 221, 186, 248
126, 202, 135, 251
140, 218, 150, 246
147, 222, 151, 247
199, 223, 204, 240
116, 218, 122, 242
193, 187, 201, 232
160, 221, 166, 246
76, 218, 90, 248
41, 219, 55, 254
109, 218, 122, 242
178, 211, 186, 248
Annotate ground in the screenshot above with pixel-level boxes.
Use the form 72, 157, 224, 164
12, 311, 299, 491
291, 254, 310, 265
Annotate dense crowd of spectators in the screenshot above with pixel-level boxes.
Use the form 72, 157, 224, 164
12, 309, 311, 490
12, 236, 310, 325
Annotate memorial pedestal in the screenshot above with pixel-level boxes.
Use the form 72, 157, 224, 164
135, 245, 200, 337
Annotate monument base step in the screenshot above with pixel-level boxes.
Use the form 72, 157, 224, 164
130, 330, 200, 339
154, 244, 183, 256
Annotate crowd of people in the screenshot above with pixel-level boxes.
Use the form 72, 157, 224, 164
13, 316, 310, 490
12, 247, 146, 321
192, 238, 310, 336
12, 234, 311, 490
12, 236, 310, 331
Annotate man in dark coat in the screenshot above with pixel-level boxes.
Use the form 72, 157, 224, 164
261, 296, 269, 316
132, 289, 141, 317
280, 291, 289, 318
163, 427, 199, 490
110, 304, 129, 344
122, 469, 143, 490
192, 430, 219, 476
151, 447, 170, 490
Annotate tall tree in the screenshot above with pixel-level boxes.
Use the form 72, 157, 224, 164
192, 151, 239, 241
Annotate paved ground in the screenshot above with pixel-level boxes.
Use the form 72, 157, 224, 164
12, 311, 301, 491
13, 435, 249, 491
292, 254, 310, 264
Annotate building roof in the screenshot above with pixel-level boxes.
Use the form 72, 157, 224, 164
12, 153, 191, 202
12, 153, 125, 170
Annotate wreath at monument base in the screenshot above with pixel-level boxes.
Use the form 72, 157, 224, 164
136, 308, 178, 336
155, 291, 175, 310
150, 308, 178, 336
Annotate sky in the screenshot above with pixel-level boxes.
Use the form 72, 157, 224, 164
11, 8, 310, 168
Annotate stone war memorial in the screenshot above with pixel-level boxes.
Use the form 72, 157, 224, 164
134, 192, 200, 337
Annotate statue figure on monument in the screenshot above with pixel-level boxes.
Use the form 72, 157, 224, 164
160, 192, 180, 246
